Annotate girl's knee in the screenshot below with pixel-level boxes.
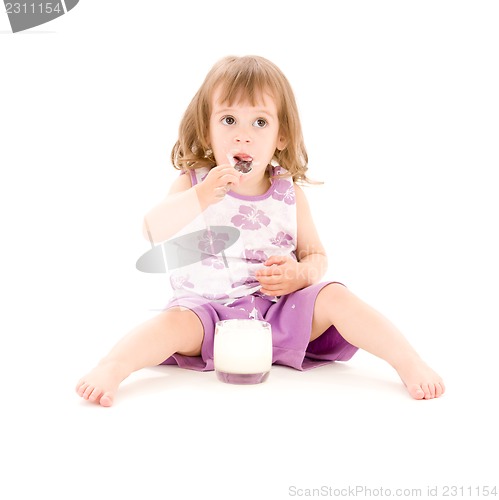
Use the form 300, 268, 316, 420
321, 282, 350, 302
161, 307, 204, 356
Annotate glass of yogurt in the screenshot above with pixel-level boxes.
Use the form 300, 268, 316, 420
214, 319, 272, 384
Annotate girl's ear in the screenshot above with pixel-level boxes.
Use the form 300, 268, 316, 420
276, 134, 288, 151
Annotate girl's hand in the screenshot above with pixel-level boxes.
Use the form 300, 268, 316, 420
255, 255, 307, 296
195, 164, 242, 207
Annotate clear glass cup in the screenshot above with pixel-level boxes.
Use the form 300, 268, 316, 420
214, 319, 272, 384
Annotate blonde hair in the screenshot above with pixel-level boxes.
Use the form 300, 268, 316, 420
171, 55, 312, 183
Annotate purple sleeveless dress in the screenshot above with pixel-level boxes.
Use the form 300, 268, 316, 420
161, 165, 358, 371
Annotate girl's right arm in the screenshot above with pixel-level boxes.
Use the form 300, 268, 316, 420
142, 165, 241, 243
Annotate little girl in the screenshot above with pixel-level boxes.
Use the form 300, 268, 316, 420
76, 55, 445, 406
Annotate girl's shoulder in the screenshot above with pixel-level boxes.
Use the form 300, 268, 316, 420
168, 168, 194, 194
168, 166, 210, 195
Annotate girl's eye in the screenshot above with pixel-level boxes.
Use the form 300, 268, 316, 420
253, 118, 267, 128
221, 116, 235, 125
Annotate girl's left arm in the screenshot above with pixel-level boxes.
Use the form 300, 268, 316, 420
255, 184, 328, 296
294, 183, 328, 280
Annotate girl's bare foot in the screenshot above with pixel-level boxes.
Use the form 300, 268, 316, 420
76, 360, 126, 407
394, 355, 445, 400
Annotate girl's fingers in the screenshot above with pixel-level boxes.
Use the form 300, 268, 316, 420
264, 255, 287, 266
256, 266, 282, 278
260, 284, 281, 292
256, 275, 282, 287
219, 173, 240, 185
213, 164, 242, 177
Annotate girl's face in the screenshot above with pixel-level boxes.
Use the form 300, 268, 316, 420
209, 86, 286, 177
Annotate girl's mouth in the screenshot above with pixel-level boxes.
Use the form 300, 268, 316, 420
233, 155, 253, 174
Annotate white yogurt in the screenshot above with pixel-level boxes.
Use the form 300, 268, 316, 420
214, 319, 272, 374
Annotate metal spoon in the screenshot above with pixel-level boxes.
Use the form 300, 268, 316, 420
234, 159, 253, 174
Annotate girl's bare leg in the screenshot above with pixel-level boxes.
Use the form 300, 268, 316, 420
311, 283, 445, 399
76, 307, 204, 407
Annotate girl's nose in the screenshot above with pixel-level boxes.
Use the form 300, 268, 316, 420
234, 126, 252, 144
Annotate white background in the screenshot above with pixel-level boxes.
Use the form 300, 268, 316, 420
1, 1, 498, 499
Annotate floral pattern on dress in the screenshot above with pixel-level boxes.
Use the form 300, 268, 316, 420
197, 229, 230, 268
197, 229, 229, 255
170, 275, 195, 290
270, 231, 294, 247
231, 204, 271, 230
201, 254, 226, 269
244, 249, 268, 264
272, 180, 295, 205
230, 277, 260, 289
